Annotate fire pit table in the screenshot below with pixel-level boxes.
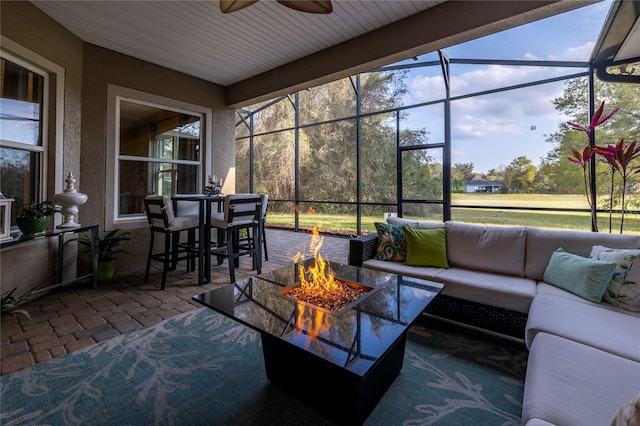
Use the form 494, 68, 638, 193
193, 259, 443, 424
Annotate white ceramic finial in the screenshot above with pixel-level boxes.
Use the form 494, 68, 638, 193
53, 172, 88, 228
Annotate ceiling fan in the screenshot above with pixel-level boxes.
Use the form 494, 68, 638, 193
220, 0, 333, 14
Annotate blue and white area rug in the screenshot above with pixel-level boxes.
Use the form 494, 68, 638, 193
0, 308, 527, 425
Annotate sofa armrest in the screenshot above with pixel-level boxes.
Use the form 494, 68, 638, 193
348, 233, 378, 267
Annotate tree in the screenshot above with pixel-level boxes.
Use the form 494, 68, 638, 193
542, 77, 640, 202
502, 156, 537, 193
451, 163, 475, 190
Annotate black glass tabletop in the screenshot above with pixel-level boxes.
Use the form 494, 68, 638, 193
193, 260, 443, 378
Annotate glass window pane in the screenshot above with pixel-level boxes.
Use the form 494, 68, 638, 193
401, 203, 442, 222
0, 146, 39, 224
299, 121, 356, 203
118, 160, 198, 214
235, 138, 251, 194
360, 70, 408, 114
450, 64, 586, 98
235, 111, 251, 139
119, 101, 200, 161
299, 77, 356, 124
400, 104, 444, 146
450, 79, 569, 193
399, 63, 446, 107
0, 58, 43, 147
252, 130, 295, 199
361, 113, 397, 204
451, 206, 593, 231
251, 97, 294, 134
446, 2, 608, 61
298, 201, 356, 236
402, 147, 443, 200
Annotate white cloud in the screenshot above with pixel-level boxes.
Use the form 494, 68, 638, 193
547, 42, 595, 61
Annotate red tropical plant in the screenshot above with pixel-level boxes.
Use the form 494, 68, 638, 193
567, 101, 639, 233
594, 140, 640, 233
568, 145, 597, 231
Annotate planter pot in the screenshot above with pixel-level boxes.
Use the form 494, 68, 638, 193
17, 216, 50, 237
97, 259, 117, 283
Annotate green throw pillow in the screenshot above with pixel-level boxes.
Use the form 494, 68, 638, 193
374, 222, 412, 262
543, 248, 616, 303
403, 226, 449, 268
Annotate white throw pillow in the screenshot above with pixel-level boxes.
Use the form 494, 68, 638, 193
610, 394, 640, 426
590, 245, 640, 312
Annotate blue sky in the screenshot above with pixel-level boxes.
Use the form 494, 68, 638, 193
397, 0, 613, 174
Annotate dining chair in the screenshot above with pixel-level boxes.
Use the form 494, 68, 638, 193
143, 195, 200, 290
209, 193, 262, 283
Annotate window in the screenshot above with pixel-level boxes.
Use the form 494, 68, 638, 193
107, 85, 212, 229
0, 57, 45, 223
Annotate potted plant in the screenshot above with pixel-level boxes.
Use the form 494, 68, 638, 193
73, 228, 131, 282
1, 288, 30, 319
16, 200, 59, 237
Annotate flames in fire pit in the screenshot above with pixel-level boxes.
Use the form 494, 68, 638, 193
289, 228, 367, 313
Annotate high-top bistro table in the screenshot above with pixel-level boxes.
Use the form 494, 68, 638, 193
172, 194, 223, 285
193, 260, 444, 424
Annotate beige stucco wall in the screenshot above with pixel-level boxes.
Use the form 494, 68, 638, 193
0, 1, 236, 292
80, 43, 235, 272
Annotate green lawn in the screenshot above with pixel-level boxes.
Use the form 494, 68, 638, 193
266, 193, 640, 235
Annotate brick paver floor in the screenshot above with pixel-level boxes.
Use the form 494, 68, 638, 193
0, 228, 351, 376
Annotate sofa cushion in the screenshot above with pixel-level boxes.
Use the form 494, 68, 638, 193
590, 245, 640, 312
433, 267, 536, 313
522, 332, 640, 426
374, 222, 412, 262
524, 227, 640, 280
403, 226, 449, 268
525, 292, 640, 362
445, 222, 526, 277
543, 248, 615, 303
386, 216, 445, 229
362, 259, 443, 281
611, 394, 640, 426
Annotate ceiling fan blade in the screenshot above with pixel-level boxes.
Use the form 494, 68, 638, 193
277, 0, 332, 14
220, 0, 259, 13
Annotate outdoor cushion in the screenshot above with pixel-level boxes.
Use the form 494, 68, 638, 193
611, 394, 640, 426
543, 248, 615, 303
386, 216, 445, 229
403, 226, 449, 268
374, 222, 413, 262
445, 222, 526, 277
433, 267, 536, 313
522, 332, 640, 426
525, 292, 640, 362
361, 259, 443, 281
524, 227, 640, 280
590, 245, 640, 312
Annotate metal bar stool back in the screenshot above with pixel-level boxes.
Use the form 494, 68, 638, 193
143, 195, 200, 289
210, 193, 262, 283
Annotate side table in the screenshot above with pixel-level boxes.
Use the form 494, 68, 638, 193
1, 224, 99, 295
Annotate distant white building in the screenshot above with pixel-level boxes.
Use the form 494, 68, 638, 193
464, 179, 502, 193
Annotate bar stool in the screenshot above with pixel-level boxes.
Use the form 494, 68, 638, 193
260, 193, 269, 261
143, 195, 200, 290
210, 193, 262, 283
238, 193, 269, 261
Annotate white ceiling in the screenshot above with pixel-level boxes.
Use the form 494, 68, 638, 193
31, 0, 444, 87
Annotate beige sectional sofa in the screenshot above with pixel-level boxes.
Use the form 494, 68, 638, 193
348, 218, 640, 425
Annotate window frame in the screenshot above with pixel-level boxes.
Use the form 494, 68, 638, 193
106, 84, 212, 230
0, 36, 65, 226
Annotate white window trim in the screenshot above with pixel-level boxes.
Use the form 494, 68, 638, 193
106, 84, 212, 230
1, 36, 65, 226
